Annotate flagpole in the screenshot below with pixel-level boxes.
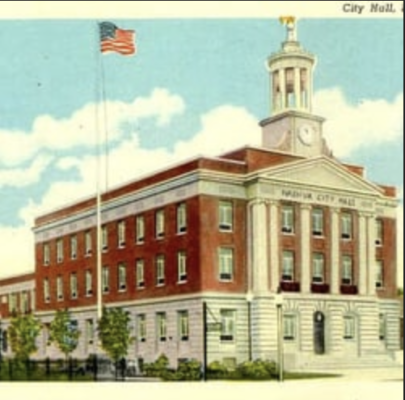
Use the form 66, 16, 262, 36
96, 21, 104, 322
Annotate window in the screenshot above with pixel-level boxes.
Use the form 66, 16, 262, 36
157, 313, 167, 342
43, 279, 50, 303
118, 221, 126, 248
136, 259, 145, 289
137, 315, 147, 343
102, 225, 108, 251
221, 310, 236, 342
283, 315, 296, 341
178, 252, 187, 283
102, 266, 110, 294
341, 213, 353, 240
282, 251, 295, 282
344, 316, 356, 340
156, 256, 165, 286
86, 319, 95, 344
156, 210, 165, 239
379, 314, 386, 341
43, 243, 50, 266
85, 231, 92, 256
342, 256, 353, 286
20, 291, 29, 314
70, 273, 78, 299
136, 216, 145, 244
56, 239, 64, 263
9, 293, 17, 314
282, 205, 295, 234
376, 220, 384, 246
57, 276, 64, 301
70, 236, 78, 260
177, 203, 187, 234
86, 270, 93, 296
219, 248, 234, 282
219, 201, 234, 232
312, 208, 324, 237
313, 253, 325, 284
376, 261, 384, 289
118, 263, 127, 292
178, 311, 189, 341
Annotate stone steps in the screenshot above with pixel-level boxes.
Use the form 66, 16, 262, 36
295, 354, 401, 371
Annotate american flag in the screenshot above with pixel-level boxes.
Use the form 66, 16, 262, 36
99, 22, 136, 56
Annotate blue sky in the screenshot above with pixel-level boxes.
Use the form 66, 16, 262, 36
0, 19, 403, 280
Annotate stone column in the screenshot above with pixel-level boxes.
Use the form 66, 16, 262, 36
269, 201, 280, 292
279, 69, 286, 110
367, 214, 377, 296
330, 208, 341, 295
294, 67, 302, 109
301, 205, 312, 294
251, 200, 269, 295
358, 213, 368, 296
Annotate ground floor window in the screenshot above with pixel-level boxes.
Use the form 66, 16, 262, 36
379, 314, 386, 341
283, 315, 297, 341
344, 316, 356, 340
220, 310, 236, 342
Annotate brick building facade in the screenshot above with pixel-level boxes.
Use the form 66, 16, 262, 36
0, 21, 401, 370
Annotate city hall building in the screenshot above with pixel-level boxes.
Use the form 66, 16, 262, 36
0, 22, 401, 370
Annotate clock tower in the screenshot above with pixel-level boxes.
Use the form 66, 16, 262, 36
260, 18, 331, 158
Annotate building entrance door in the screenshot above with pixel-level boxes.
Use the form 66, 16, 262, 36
314, 312, 326, 355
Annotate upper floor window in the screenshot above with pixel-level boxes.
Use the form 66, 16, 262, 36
312, 208, 324, 237
219, 248, 234, 282
86, 270, 93, 297
282, 251, 295, 282
341, 213, 353, 240
70, 273, 78, 300
219, 201, 234, 232
137, 314, 147, 343
118, 263, 127, 292
56, 239, 64, 264
102, 266, 110, 294
376, 261, 384, 289
178, 251, 188, 283
85, 231, 93, 256
43, 243, 50, 266
376, 220, 384, 246
57, 276, 64, 302
313, 253, 325, 284
118, 221, 126, 248
281, 205, 295, 234
136, 216, 145, 244
43, 279, 50, 304
177, 203, 188, 234
9, 293, 17, 314
102, 225, 108, 251
156, 210, 165, 239
70, 236, 78, 260
20, 291, 29, 314
156, 256, 165, 286
342, 255, 354, 286
136, 259, 145, 289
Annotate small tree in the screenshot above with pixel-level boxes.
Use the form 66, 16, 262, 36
98, 307, 134, 377
49, 309, 80, 364
8, 313, 41, 363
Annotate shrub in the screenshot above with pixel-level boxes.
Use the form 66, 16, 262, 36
143, 354, 170, 378
235, 360, 278, 380
207, 360, 229, 380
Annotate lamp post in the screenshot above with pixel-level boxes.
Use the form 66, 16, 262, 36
246, 293, 254, 362
275, 289, 284, 382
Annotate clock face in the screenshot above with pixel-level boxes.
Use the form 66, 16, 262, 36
298, 124, 315, 146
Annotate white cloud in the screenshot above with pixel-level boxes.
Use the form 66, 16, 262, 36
0, 155, 54, 189
314, 89, 403, 158
0, 88, 185, 168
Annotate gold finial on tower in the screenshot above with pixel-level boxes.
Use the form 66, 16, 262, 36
279, 16, 297, 42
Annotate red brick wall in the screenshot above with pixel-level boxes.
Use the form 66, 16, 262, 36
377, 218, 397, 299
35, 197, 204, 312
199, 196, 247, 293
